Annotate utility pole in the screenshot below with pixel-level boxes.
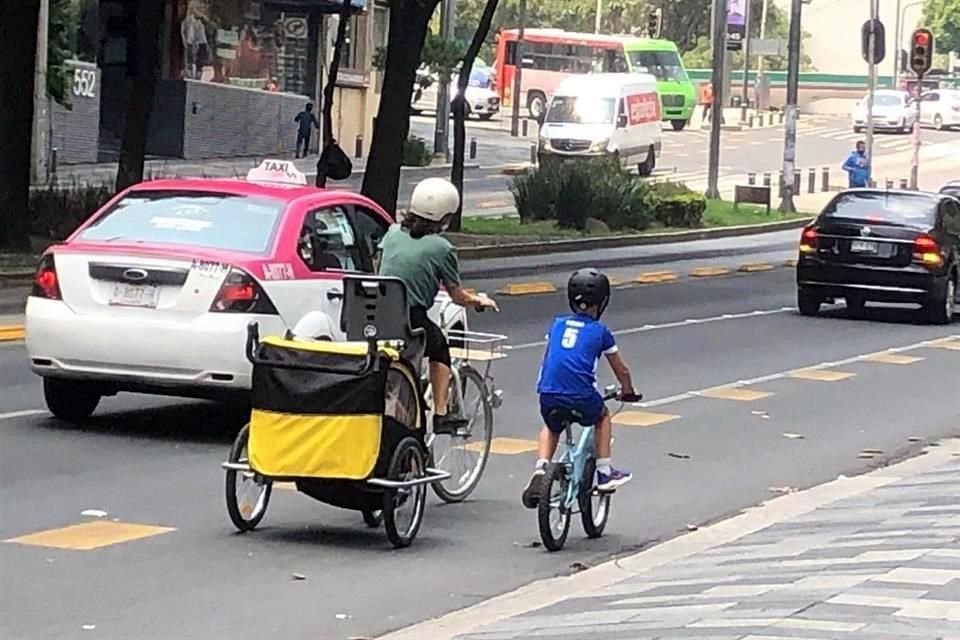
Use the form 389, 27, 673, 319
757, 0, 769, 75
434, 0, 456, 159
865, 0, 878, 167
706, 0, 725, 199
893, 0, 902, 87
595, 0, 602, 33
778, 0, 802, 212
741, 0, 752, 123
32, 0, 50, 184
510, 0, 526, 137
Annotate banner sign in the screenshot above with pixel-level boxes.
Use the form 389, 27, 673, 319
726, 0, 746, 51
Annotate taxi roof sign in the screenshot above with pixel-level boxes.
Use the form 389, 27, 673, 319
246, 159, 308, 186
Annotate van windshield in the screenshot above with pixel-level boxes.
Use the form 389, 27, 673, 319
627, 50, 687, 82
546, 96, 616, 125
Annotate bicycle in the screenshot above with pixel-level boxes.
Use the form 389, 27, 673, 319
536, 385, 642, 552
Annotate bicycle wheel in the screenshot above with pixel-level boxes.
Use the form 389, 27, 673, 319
430, 366, 494, 503
537, 463, 572, 552
225, 424, 272, 532
383, 437, 427, 548
362, 509, 383, 528
384, 360, 423, 430
579, 458, 611, 538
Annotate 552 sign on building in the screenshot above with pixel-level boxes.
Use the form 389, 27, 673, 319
72, 67, 97, 99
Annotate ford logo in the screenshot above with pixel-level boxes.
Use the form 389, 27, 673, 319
122, 268, 149, 282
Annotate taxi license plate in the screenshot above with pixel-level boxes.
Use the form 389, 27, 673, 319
850, 240, 878, 254
109, 283, 159, 308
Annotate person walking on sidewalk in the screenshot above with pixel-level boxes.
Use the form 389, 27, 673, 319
701, 82, 725, 126
842, 141, 871, 188
294, 102, 319, 158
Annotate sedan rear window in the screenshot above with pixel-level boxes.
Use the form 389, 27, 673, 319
823, 192, 937, 227
77, 191, 285, 254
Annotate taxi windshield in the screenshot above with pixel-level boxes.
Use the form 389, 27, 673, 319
823, 192, 937, 227
77, 191, 285, 254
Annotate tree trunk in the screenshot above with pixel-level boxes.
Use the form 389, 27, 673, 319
450, 0, 500, 232
360, 0, 439, 216
115, 0, 166, 192
315, 0, 353, 188
0, 0, 41, 251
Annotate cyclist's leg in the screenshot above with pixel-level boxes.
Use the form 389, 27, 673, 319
592, 403, 632, 492
411, 307, 463, 433
522, 395, 563, 508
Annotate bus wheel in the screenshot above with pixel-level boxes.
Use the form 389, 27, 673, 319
528, 92, 546, 120
670, 120, 687, 131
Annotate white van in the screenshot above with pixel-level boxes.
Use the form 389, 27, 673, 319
537, 73, 663, 176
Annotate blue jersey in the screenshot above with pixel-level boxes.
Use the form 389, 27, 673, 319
537, 314, 617, 398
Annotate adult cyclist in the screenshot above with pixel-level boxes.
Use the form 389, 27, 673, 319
377, 178, 499, 434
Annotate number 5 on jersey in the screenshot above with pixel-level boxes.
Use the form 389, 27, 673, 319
561, 326, 579, 348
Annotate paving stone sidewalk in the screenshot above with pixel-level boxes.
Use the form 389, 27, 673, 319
450, 446, 960, 640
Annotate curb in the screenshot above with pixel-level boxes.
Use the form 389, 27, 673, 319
458, 217, 812, 261
378, 439, 960, 640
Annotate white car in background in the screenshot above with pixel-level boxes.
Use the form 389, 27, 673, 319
919, 89, 960, 131
411, 66, 501, 121
852, 90, 916, 133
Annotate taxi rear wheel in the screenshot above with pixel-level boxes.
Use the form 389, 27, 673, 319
43, 378, 101, 422
798, 290, 822, 317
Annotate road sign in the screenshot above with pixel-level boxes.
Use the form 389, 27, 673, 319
751, 38, 789, 56
861, 19, 886, 64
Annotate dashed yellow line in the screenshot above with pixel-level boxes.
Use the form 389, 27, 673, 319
613, 410, 680, 427
5, 521, 175, 551
865, 353, 925, 365
690, 266, 731, 278
497, 282, 557, 296
784, 259, 799, 268
928, 338, 960, 351
466, 437, 538, 455
634, 271, 678, 284
0, 326, 25, 342
699, 386, 773, 401
789, 369, 855, 382
738, 263, 775, 273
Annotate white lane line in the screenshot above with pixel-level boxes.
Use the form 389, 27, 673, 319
508, 307, 795, 351
0, 410, 46, 421
631, 334, 960, 411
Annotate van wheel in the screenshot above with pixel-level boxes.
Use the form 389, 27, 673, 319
43, 378, 101, 422
527, 92, 546, 120
670, 120, 687, 131
638, 146, 656, 177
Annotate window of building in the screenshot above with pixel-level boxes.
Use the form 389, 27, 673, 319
339, 13, 368, 73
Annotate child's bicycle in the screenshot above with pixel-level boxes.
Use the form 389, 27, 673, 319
537, 385, 642, 552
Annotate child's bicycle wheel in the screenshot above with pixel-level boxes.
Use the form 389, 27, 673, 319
537, 463, 572, 552
579, 458, 611, 538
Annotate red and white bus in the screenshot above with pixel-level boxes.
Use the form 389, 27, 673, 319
494, 29, 631, 120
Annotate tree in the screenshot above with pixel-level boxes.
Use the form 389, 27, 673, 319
924, 0, 960, 55
115, 0, 166, 192
361, 0, 442, 214
0, 0, 41, 250
450, 0, 500, 232
47, 0, 76, 107
316, 0, 354, 188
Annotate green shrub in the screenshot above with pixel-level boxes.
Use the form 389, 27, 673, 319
647, 181, 706, 228
509, 164, 560, 223
29, 181, 115, 241
401, 135, 433, 167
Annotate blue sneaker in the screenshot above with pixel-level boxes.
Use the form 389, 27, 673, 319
597, 468, 632, 493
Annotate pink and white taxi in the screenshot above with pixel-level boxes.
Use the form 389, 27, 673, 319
25, 161, 467, 421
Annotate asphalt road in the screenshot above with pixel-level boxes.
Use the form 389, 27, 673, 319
2, 254, 959, 639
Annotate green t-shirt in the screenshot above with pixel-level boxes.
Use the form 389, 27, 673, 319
377, 224, 461, 309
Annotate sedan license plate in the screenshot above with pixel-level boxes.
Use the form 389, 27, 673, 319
109, 283, 159, 308
850, 240, 878, 254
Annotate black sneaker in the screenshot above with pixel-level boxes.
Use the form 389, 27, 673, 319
433, 414, 469, 435
521, 469, 546, 509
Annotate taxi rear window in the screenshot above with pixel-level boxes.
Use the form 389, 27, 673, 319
77, 191, 284, 253
823, 192, 937, 227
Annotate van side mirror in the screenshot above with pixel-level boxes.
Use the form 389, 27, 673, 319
536, 111, 546, 127
617, 114, 628, 129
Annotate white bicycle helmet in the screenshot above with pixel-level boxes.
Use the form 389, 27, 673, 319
408, 177, 460, 222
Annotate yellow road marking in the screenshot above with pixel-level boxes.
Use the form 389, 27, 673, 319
784, 259, 799, 267
690, 266, 731, 278
466, 437, 538, 455
789, 369, 855, 382
497, 282, 557, 296
738, 263, 775, 273
700, 387, 773, 401
0, 326, 26, 342
274, 481, 297, 491
5, 521, 175, 551
865, 353, 925, 365
928, 338, 960, 351
634, 271, 678, 284
613, 410, 680, 427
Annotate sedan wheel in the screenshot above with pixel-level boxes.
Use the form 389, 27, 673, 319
798, 290, 821, 317
43, 378, 101, 422
924, 277, 956, 325
934, 114, 944, 131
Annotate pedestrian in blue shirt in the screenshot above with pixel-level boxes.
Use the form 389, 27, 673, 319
522, 269, 640, 508
294, 102, 320, 158
842, 141, 871, 188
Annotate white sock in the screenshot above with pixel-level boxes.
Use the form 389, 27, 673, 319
597, 458, 612, 474
535, 458, 548, 471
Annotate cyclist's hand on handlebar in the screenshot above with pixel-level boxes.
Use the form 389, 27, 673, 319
474, 294, 499, 313
619, 388, 642, 403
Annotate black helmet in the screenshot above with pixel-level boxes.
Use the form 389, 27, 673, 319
567, 268, 611, 318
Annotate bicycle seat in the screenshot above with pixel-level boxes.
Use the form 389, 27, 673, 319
545, 407, 585, 427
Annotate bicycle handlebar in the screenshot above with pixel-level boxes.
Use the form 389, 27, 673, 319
602, 387, 643, 403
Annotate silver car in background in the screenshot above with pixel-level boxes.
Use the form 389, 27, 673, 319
852, 90, 916, 134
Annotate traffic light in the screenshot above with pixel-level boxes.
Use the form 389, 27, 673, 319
647, 8, 662, 39
860, 18, 886, 64
909, 28, 934, 76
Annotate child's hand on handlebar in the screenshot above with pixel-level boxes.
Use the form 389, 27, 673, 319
619, 388, 642, 403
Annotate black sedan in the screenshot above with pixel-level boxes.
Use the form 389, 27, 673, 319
796, 189, 960, 324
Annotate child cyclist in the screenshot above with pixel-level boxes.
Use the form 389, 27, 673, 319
522, 268, 640, 508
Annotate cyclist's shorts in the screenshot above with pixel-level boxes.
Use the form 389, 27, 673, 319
539, 393, 604, 434
410, 306, 451, 367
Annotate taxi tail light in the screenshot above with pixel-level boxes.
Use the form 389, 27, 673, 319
31, 254, 62, 300
799, 226, 818, 254
210, 269, 277, 314
912, 234, 943, 267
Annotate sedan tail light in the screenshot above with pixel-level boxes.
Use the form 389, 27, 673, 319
210, 268, 277, 314
912, 234, 943, 267
799, 226, 818, 254
31, 254, 62, 300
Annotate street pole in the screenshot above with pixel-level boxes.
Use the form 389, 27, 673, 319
778, 0, 802, 212
757, 0, 769, 75
893, 0, 901, 88
434, 0, 455, 158
32, 0, 50, 184
706, 0, 725, 199
510, 0, 526, 137
741, 0, 752, 123
865, 0, 878, 167
910, 73, 922, 189
595, 0, 602, 33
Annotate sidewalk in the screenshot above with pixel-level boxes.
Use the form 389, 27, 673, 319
384, 440, 960, 640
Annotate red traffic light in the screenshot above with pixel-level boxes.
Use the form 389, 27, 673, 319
913, 31, 930, 46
